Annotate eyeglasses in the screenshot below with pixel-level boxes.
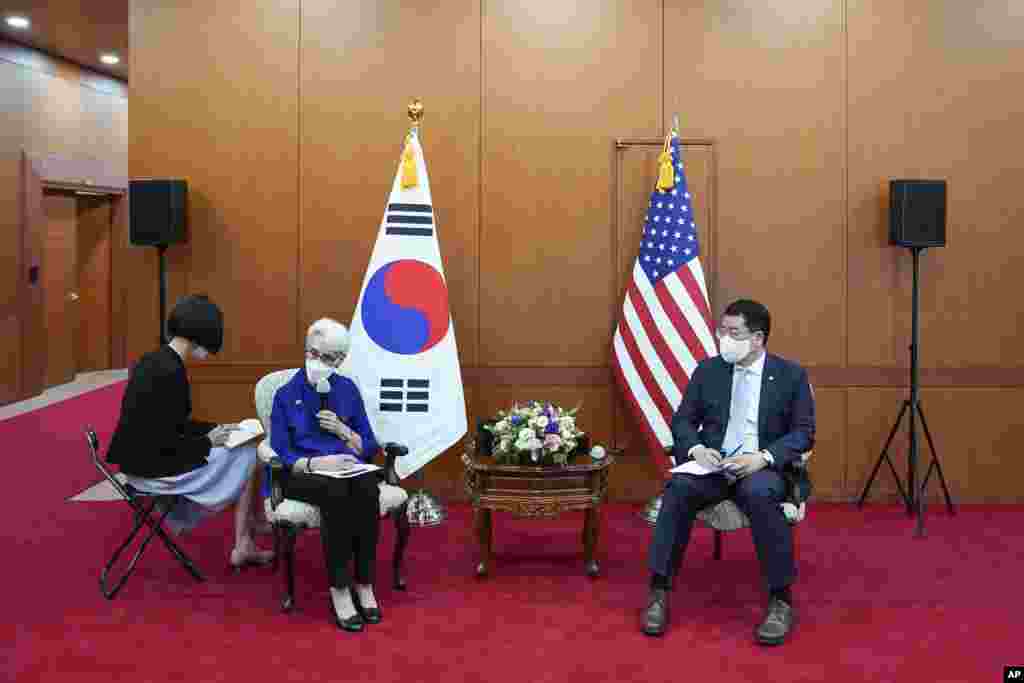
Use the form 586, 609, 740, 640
306, 347, 345, 367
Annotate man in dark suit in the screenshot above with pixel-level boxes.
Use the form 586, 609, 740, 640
641, 299, 815, 644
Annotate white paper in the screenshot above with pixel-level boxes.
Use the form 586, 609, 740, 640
224, 418, 264, 449
670, 460, 717, 476
311, 463, 381, 479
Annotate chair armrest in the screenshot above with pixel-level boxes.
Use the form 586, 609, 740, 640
782, 451, 813, 505
380, 443, 408, 486
257, 441, 287, 511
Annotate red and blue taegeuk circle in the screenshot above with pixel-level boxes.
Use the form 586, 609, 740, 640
361, 259, 450, 355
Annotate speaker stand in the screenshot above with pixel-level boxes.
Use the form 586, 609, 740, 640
856, 246, 955, 537
156, 244, 168, 347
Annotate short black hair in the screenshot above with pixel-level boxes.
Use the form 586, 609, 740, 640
166, 294, 224, 354
723, 299, 770, 343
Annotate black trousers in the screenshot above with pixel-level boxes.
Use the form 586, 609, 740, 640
648, 470, 795, 592
283, 470, 380, 589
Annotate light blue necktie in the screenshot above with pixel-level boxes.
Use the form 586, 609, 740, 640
722, 367, 752, 455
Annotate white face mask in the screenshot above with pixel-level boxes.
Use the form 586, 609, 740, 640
719, 335, 753, 365
191, 345, 210, 361
305, 358, 332, 388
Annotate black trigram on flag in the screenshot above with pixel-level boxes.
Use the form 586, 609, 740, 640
379, 378, 430, 413
385, 203, 433, 237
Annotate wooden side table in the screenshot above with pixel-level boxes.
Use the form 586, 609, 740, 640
462, 442, 618, 578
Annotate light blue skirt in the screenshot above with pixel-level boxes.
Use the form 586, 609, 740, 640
125, 445, 258, 534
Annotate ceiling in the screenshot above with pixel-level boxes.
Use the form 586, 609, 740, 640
1, 1, 129, 81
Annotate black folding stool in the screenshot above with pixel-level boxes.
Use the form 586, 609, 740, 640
84, 427, 205, 598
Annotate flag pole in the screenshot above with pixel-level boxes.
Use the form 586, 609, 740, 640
399, 97, 449, 530
642, 113, 682, 526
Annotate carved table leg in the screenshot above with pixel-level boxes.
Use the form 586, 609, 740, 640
475, 507, 492, 577
583, 506, 600, 578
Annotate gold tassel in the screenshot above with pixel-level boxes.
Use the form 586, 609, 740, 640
400, 140, 418, 189
656, 150, 674, 191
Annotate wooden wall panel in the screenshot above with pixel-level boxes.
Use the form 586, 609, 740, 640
845, 388, 992, 504
299, 0, 481, 366
480, 0, 661, 366
808, 387, 845, 500
664, 0, 845, 366
0, 60, 26, 314
79, 86, 127, 180
846, 0, 1024, 367
129, 1, 300, 363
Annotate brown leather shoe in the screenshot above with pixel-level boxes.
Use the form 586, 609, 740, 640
756, 597, 794, 645
641, 587, 670, 636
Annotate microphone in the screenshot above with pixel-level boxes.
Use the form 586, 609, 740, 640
316, 378, 330, 412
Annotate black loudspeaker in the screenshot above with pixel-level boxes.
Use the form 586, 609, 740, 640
889, 179, 946, 248
129, 179, 188, 246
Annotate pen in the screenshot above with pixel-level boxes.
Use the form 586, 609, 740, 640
724, 443, 743, 458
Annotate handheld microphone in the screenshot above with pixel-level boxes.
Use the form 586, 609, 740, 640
316, 379, 330, 412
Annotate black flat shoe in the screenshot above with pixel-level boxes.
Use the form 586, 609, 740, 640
351, 588, 382, 624
329, 594, 364, 632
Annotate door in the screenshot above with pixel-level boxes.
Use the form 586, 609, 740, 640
42, 191, 78, 389
76, 196, 113, 373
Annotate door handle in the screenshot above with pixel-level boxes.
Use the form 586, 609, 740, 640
68, 291, 80, 302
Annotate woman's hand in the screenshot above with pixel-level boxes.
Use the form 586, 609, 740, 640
207, 423, 238, 447
314, 454, 360, 473
317, 411, 363, 455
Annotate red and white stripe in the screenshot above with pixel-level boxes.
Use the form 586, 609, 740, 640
612, 258, 717, 465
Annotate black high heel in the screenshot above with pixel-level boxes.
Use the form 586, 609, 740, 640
351, 587, 382, 624
329, 592, 364, 632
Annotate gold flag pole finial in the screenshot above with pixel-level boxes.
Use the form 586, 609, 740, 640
656, 112, 679, 191
402, 99, 423, 189
408, 98, 424, 128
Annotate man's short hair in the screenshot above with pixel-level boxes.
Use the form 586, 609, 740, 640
166, 294, 224, 353
723, 299, 771, 343
306, 318, 349, 354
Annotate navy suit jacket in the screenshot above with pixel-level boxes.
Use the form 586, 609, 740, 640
670, 353, 815, 472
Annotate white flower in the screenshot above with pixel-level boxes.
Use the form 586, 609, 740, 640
495, 419, 509, 432
565, 439, 577, 451
559, 416, 575, 430
499, 438, 512, 452
536, 416, 549, 429
518, 428, 533, 441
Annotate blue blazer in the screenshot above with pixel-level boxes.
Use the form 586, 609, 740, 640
670, 353, 815, 472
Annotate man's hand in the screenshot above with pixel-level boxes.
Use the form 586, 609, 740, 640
720, 452, 767, 479
207, 423, 239, 448
317, 411, 363, 455
692, 446, 722, 470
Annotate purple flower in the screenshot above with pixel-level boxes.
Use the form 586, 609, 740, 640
545, 421, 559, 434
510, 415, 522, 425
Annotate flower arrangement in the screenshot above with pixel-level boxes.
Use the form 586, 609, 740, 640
482, 401, 587, 466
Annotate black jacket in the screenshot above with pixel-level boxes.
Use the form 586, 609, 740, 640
106, 346, 216, 478
670, 353, 815, 472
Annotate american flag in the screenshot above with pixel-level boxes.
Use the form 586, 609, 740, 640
612, 133, 717, 466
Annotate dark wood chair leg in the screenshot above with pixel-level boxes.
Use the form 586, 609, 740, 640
281, 525, 298, 613
713, 529, 723, 560
583, 507, 600, 578
392, 501, 410, 591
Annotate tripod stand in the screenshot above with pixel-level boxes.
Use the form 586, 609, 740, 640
857, 246, 955, 536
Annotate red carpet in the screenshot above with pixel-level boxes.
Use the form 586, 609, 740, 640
3, 382, 1022, 682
